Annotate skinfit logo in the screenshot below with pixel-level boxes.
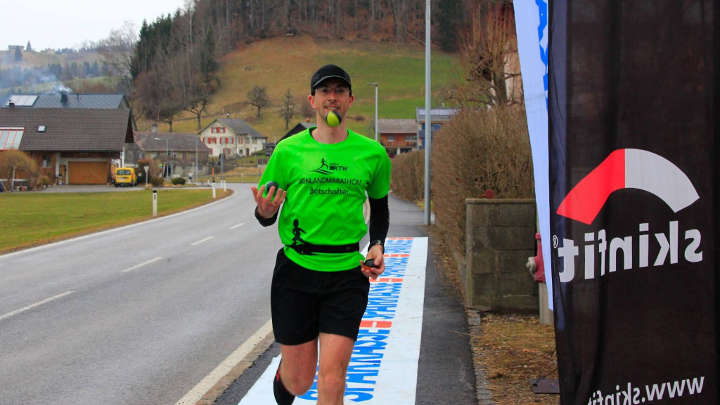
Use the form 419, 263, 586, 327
556, 149, 699, 224
554, 148, 703, 283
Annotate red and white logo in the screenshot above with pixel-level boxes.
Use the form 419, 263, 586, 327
556, 148, 699, 224
553, 149, 703, 283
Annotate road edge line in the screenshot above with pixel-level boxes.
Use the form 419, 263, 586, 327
175, 319, 274, 405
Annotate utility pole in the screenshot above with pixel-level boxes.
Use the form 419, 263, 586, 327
369, 82, 379, 142
424, 0, 432, 225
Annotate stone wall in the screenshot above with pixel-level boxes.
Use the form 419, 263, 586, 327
465, 198, 537, 312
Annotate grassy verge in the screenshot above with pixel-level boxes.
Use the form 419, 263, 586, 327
471, 313, 559, 405
0, 189, 231, 254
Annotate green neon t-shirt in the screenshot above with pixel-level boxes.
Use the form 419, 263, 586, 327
259, 128, 391, 271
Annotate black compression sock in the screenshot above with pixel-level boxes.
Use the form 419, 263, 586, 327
273, 361, 295, 405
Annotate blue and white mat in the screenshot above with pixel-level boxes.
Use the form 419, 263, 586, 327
238, 237, 428, 404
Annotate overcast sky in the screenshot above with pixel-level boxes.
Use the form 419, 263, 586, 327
1, 0, 189, 51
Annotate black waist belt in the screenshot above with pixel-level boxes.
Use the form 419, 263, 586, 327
289, 242, 359, 255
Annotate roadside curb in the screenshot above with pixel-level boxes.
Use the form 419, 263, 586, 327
175, 319, 275, 405
467, 309, 496, 405
195, 332, 275, 405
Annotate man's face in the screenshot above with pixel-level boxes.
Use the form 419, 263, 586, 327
309, 78, 354, 122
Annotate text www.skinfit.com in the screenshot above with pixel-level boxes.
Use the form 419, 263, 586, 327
587, 377, 704, 404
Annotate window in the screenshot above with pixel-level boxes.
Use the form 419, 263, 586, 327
0, 128, 24, 150
42, 155, 50, 168
387, 136, 395, 142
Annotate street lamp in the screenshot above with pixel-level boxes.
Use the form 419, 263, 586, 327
424, 0, 432, 225
369, 82, 379, 142
154, 137, 169, 178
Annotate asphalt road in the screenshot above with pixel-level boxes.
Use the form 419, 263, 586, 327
0, 184, 281, 405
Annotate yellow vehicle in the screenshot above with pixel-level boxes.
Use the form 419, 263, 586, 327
114, 167, 137, 187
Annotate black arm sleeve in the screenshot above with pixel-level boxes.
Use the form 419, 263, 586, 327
255, 206, 278, 227
368, 195, 390, 244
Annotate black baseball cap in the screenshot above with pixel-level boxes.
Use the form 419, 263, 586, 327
310, 64, 352, 94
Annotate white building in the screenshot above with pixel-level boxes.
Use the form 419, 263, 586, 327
199, 118, 267, 157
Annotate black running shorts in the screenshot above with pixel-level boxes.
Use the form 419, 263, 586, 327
271, 248, 370, 345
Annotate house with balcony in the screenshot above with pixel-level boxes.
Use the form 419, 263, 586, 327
134, 132, 211, 177
199, 118, 266, 158
378, 119, 418, 157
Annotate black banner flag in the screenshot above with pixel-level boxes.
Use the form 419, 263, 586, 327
549, 1, 719, 404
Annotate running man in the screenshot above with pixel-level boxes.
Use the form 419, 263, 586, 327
251, 64, 391, 405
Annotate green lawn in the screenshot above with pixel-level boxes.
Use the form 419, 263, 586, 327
0, 189, 231, 253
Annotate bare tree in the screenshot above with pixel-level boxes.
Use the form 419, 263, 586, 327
96, 21, 138, 93
457, 1, 520, 106
389, 0, 409, 42
278, 89, 296, 129
368, 0, 377, 38
247, 85, 270, 119
0, 151, 38, 191
134, 53, 184, 131
298, 96, 315, 120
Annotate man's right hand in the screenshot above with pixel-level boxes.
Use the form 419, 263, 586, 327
251, 184, 286, 218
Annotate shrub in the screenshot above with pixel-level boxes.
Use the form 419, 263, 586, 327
0, 150, 39, 190
390, 150, 424, 202
137, 158, 161, 180
431, 106, 533, 249
171, 177, 186, 185
37, 175, 52, 187
150, 176, 165, 187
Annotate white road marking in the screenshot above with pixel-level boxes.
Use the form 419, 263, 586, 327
175, 319, 273, 405
0, 291, 75, 322
191, 236, 215, 246
121, 256, 163, 273
230, 222, 245, 230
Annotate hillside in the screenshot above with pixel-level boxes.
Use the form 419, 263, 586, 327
0, 49, 118, 97
137, 35, 463, 141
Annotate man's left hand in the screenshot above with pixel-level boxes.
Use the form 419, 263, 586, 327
360, 244, 385, 280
